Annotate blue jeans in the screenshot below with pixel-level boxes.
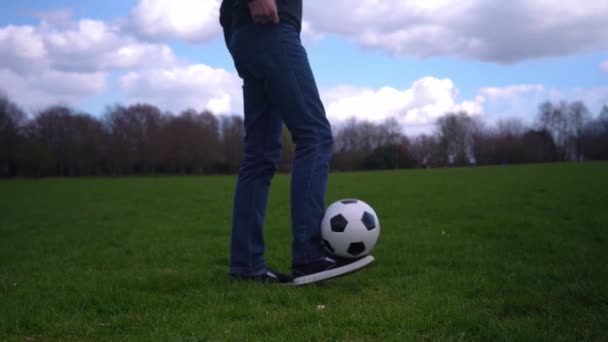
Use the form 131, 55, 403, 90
228, 23, 333, 275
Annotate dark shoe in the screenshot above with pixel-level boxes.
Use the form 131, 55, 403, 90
229, 269, 293, 284
291, 255, 375, 286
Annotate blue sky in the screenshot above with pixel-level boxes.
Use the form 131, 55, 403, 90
1, 0, 606, 133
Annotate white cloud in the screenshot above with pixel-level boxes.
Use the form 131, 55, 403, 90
304, 0, 608, 63
120, 64, 242, 115
116, 0, 608, 64
0, 19, 177, 75
300, 20, 325, 46
480, 85, 545, 99
0, 68, 106, 111
35, 9, 72, 26
120, 0, 607, 64
0, 18, 178, 110
478, 85, 546, 125
469, 84, 608, 127
321, 80, 608, 133
1, 1, 605, 123
321, 77, 484, 133
121, 0, 608, 63
557, 87, 608, 114
44, 19, 177, 72
0, 25, 48, 73
0, 19, 177, 74
129, 0, 221, 43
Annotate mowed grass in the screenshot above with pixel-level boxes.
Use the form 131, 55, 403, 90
1, 163, 607, 341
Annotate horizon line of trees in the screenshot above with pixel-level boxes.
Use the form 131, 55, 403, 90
1, 94, 607, 178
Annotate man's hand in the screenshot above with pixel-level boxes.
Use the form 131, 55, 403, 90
248, 0, 279, 25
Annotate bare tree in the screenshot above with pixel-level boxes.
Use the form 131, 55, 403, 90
537, 100, 592, 161
0, 95, 27, 177
495, 118, 526, 164
472, 127, 500, 166
537, 101, 572, 161
2, 92, 606, 177
435, 112, 479, 165
70, 113, 109, 175
411, 134, 440, 167
27, 106, 73, 176
581, 105, 608, 161
103, 105, 130, 175
161, 109, 221, 174
599, 105, 608, 130
522, 129, 556, 163
219, 115, 245, 173
103, 104, 164, 174
381, 118, 402, 145
331, 118, 404, 171
334, 119, 368, 154
24, 106, 106, 176
567, 101, 591, 161
362, 135, 416, 170
162, 110, 196, 174
332, 119, 369, 171
195, 110, 221, 173
497, 118, 525, 137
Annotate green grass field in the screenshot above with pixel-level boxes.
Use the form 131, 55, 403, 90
1, 163, 607, 341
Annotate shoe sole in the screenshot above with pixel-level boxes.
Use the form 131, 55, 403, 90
291, 255, 375, 286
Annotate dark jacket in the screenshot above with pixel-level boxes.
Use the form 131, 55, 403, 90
220, 0, 302, 46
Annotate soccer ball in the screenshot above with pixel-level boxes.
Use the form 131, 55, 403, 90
321, 199, 380, 258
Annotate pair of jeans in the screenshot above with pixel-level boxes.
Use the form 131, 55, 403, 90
228, 23, 334, 275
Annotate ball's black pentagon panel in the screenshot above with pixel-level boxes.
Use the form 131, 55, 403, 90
321, 239, 335, 253
361, 211, 376, 231
347, 242, 366, 256
330, 214, 348, 232
340, 199, 359, 205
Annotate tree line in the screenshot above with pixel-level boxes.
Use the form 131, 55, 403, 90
1, 94, 607, 178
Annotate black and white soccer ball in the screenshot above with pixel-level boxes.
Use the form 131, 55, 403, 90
321, 199, 380, 259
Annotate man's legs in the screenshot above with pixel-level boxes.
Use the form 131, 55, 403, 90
261, 25, 334, 266
228, 23, 333, 274
229, 74, 283, 276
